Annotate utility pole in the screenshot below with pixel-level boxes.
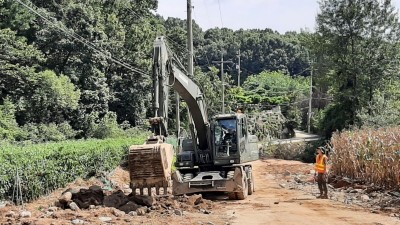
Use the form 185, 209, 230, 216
187, 0, 194, 77
213, 51, 232, 114
236, 49, 241, 87
307, 62, 313, 134
176, 0, 194, 139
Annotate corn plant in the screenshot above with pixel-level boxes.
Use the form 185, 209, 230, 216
330, 127, 400, 189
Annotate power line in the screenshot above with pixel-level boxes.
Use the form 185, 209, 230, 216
164, 41, 188, 76
201, 0, 214, 29
15, 0, 149, 76
217, 0, 224, 28
166, 37, 187, 53
191, 4, 212, 68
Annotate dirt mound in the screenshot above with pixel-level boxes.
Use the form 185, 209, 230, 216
58, 185, 214, 216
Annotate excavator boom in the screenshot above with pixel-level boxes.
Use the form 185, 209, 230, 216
128, 36, 210, 195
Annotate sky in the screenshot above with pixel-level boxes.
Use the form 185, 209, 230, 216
155, 0, 400, 34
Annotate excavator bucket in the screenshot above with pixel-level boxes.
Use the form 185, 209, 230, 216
128, 136, 174, 196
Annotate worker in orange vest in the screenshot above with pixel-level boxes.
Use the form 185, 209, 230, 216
315, 147, 328, 199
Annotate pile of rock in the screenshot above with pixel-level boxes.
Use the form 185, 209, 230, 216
57, 185, 214, 216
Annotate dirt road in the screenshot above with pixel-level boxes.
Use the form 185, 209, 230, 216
1, 159, 399, 225
225, 159, 400, 225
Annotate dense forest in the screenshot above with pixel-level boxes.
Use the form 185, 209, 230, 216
1, 0, 399, 143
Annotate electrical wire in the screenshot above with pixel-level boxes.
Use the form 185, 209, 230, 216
192, 4, 212, 69
201, 0, 213, 29
217, 0, 224, 28
165, 42, 188, 75
15, 0, 149, 76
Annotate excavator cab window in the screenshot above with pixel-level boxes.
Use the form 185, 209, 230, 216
214, 118, 238, 156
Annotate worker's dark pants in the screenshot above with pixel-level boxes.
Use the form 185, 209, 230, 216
317, 173, 327, 195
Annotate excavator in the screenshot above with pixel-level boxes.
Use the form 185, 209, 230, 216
128, 36, 259, 200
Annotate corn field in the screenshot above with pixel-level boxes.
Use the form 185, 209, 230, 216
0, 136, 146, 202
330, 127, 400, 189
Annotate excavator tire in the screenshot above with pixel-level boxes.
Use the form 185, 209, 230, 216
248, 169, 254, 195
236, 172, 248, 200
228, 171, 248, 200
128, 139, 174, 196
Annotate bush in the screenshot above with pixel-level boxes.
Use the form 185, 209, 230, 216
0, 136, 146, 202
90, 112, 125, 139
0, 99, 21, 140
18, 122, 79, 143
330, 127, 400, 189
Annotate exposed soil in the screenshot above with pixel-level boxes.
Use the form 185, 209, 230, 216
225, 159, 400, 225
1, 160, 399, 225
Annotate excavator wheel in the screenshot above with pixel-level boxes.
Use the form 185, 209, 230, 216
236, 172, 248, 200
228, 171, 248, 200
248, 168, 254, 195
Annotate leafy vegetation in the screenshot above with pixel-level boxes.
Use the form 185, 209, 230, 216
310, 0, 400, 136
0, 136, 146, 201
0, 0, 326, 140
0, 0, 399, 145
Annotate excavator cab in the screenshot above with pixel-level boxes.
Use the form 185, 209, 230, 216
172, 113, 259, 197
212, 113, 258, 165
214, 117, 238, 157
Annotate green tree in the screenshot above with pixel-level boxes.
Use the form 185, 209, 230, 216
0, 99, 20, 140
316, 0, 400, 135
357, 80, 400, 127
240, 71, 309, 106
231, 71, 309, 127
19, 70, 80, 124
0, 28, 44, 102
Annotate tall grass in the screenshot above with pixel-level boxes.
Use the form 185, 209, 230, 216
0, 136, 146, 202
330, 127, 400, 189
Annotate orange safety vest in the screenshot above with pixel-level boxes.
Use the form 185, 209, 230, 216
315, 155, 327, 173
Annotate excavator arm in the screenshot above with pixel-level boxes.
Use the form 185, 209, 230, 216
153, 36, 210, 150
128, 36, 211, 195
